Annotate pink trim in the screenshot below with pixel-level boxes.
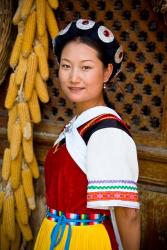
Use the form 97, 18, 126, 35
87, 191, 139, 202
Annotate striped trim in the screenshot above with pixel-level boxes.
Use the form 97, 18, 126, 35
88, 185, 137, 191
88, 179, 138, 193
87, 191, 139, 202
46, 207, 108, 226
88, 180, 137, 185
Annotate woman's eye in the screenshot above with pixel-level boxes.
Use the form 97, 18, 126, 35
61, 64, 70, 69
82, 66, 91, 70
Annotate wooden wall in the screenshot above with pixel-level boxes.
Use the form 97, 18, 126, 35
0, 0, 167, 249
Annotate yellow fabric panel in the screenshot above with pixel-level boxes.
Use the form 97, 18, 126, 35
34, 218, 112, 250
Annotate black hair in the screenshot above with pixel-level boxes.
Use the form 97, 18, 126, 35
103, 89, 114, 109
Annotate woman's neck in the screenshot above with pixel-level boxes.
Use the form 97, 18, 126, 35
75, 100, 106, 116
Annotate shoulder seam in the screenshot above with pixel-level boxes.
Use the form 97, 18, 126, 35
82, 119, 131, 145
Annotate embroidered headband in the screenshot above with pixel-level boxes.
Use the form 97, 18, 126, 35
53, 19, 123, 79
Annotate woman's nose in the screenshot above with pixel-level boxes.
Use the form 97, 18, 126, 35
70, 68, 80, 83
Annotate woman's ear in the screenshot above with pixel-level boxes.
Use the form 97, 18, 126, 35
104, 64, 113, 83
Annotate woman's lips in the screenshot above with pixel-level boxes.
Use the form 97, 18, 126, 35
69, 87, 85, 93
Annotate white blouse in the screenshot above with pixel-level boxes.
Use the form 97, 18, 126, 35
86, 127, 139, 209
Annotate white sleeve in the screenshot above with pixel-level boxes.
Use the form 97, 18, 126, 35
86, 127, 140, 209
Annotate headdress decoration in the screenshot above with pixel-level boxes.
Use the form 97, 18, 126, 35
53, 19, 123, 79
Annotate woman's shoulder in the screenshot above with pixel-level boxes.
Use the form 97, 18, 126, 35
81, 110, 131, 145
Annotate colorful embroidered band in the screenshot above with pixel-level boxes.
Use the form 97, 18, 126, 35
46, 207, 108, 250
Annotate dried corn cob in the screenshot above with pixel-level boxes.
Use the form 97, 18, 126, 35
24, 52, 38, 101
3, 192, 16, 240
4, 73, 18, 109
2, 148, 11, 181
0, 191, 5, 215
23, 121, 32, 140
7, 104, 17, 142
16, 210, 33, 241
28, 89, 41, 123
28, 154, 39, 179
22, 167, 34, 199
0, 223, 10, 250
17, 101, 31, 133
35, 72, 49, 103
20, 0, 34, 20
34, 41, 49, 81
46, 1, 59, 39
11, 149, 22, 189
22, 137, 34, 163
10, 23, 24, 69
36, 0, 46, 37
12, 0, 24, 25
15, 54, 27, 85
14, 185, 29, 224
10, 119, 22, 160
22, 10, 36, 58
27, 195, 35, 210
22, 167, 35, 210
38, 30, 49, 58
10, 222, 21, 250
48, 0, 59, 9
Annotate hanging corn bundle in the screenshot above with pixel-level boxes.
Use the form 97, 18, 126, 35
1, 0, 59, 248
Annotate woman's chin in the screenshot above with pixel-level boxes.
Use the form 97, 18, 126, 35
66, 95, 86, 104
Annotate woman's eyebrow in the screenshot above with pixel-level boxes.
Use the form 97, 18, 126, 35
81, 59, 94, 62
60, 58, 71, 62
61, 58, 94, 62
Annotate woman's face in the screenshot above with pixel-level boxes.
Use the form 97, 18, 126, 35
58, 41, 112, 114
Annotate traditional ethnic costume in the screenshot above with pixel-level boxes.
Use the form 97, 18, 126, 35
34, 106, 140, 250
34, 19, 140, 250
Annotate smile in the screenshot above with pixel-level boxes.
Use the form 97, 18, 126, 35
69, 87, 85, 92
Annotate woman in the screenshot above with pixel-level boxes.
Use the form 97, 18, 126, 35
34, 19, 140, 250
